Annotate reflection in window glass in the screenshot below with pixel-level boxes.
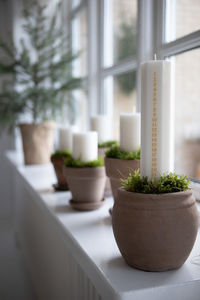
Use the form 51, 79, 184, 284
166, 0, 200, 42
174, 49, 200, 179
104, 70, 137, 140
72, 9, 88, 77
104, 0, 137, 67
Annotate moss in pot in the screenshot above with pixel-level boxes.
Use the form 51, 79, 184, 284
64, 157, 106, 211
112, 170, 199, 272
104, 145, 140, 202
51, 150, 71, 191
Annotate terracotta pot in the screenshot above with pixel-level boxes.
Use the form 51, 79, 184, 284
98, 147, 112, 197
19, 122, 55, 165
51, 156, 68, 190
105, 157, 140, 201
112, 188, 199, 272
63, 166, 106, 211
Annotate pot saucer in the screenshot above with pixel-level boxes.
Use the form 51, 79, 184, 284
52, 183, 69, 192
69, 198, 105, 211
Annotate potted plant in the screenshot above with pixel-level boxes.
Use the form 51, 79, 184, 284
51, 150, 71, 191
98, 140, 118, 197
112, 170, 199, 272
105, 145, 140, 202
64, 156, 106, 211
0, 0, 81, 165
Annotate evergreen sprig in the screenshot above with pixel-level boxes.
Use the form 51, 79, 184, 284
65, 156, 104, 168
0, 0, 81, 131
106, 145, 140, 160
121, 170, 191, 194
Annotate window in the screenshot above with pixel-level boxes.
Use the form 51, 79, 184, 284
70, 1, 88, 130
166, 0, 200, 42
160, 0, 200, 180
102, 0, 138, 138
68, 0, 200, 182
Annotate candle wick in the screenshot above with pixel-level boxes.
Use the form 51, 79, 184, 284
154, 53, 157, 60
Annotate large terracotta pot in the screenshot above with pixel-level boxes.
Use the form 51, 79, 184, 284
98, 147, 112, 197
19, 121, 55, 165
105, 157, 140, 201
112, 188, 199, 272
64, 166, 106, 211
51, 156, 68, 190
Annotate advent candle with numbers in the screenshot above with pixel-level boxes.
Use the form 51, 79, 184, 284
140, 58, 173, 179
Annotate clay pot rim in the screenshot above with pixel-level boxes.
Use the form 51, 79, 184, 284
117, 187, 195, 209
105, 157, 140, 162
51, 155, 65, 162
19, 121, 55, 128
65, 165, 105, 171
64, 165, 106, 178
118, 187, 192, 198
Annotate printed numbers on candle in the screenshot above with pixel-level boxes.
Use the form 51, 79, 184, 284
152, 72, 158, 179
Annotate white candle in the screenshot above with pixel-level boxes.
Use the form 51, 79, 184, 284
140, 59, 173, 179
58, 125, 78, 152
90, 115, 112, 144
72, 131, 98, 162
119, 113, 141, 152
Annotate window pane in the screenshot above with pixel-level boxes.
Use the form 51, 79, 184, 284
71, 0, 81, 10
103, 0, 137, 67
166, 0, 200, 42
72, 8, 88, 77
174, 49, 200, 179
104, 70, 137, 140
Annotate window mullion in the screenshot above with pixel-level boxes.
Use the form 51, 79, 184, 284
88, 0, 101, 118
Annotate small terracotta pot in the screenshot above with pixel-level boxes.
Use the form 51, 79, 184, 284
63, 166, 106, 211
19, 122, 55, 165
112, 188, 199, 272
98, 147, 112, 197
105, 157, 140, 201
51, 156, 68, 190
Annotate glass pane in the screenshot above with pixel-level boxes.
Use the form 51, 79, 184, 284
71, 0, 81, 10
103, 0, 137, 67
72, 8, 88, 77
104, 70, 137, 140
174, 48, 200, 179
73, 89, 88, 131
166, 0, 200, 42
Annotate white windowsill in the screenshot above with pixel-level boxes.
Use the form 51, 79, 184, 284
6, 151, 200, 300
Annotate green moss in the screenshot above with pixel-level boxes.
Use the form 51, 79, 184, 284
65, 156, 104, 168
121, 169, 191, 194
105, 145, 140, 160
98, 140, 118, 148
51, 150, 71, 159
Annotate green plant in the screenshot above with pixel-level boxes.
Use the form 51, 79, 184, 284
106, 145, 140, 160
98, 140, 118, 148
115, 21, 137, 95
0, 0, 81, 131
121, 169, 191, 194
65, 156, 104, 168
51, 150, 71, 159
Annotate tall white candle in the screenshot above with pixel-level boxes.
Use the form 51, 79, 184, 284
72, 131, 98, 162
58, 126, 78, 152
90, 115, 112, 144
119, 113, 141, 152
140, 59, 173, 179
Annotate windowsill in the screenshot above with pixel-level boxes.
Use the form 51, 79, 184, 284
6, 150, 200, 300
